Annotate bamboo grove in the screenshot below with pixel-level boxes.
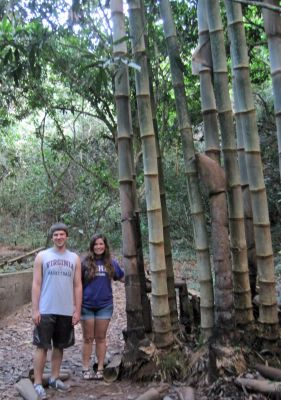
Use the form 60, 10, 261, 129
109, 0, 281, 353
0, 0, 280, 374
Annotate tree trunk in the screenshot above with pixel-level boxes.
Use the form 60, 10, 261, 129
159, 0, 214, 340
127, 0, 173, 349
224, 0, 279, 340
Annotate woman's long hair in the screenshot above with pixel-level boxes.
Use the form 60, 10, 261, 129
83, 233, 114, 281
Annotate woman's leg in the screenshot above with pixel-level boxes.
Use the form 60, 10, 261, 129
94, 319, 110, 371
81, 319, 95, 370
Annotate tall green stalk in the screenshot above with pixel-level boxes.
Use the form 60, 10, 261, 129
110, 0, 146, 342
127, 0, 173, 348
141, 1, 179, 333
224, 0, 278, 338
233, 83, 257, 299
205, 0, 253, 326
262, 0, 281, 180
159, 0, 214, 339
195, 0, 221, 164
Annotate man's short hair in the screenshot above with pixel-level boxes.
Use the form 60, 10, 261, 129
49, 223, 69, 237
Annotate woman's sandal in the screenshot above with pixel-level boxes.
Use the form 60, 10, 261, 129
94, 369, 104, 381
82, 369, 94, 380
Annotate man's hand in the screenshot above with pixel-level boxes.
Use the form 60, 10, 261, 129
32, 309, 41, 326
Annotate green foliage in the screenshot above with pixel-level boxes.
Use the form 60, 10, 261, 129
243, 5, 270, 85
163, 148, 194, 244
0, 17, 51, 124
0, 112, 120, 250
0, 0, 280, 261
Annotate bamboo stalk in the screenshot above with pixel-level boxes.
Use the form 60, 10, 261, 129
159, 0, 214, 340
236, 377, 281, 394
127, 0, 173, 348
262, 0, 281, 180
15, 379, 38, 400
255, 363, 281, 380
197, 153, 235, 329
234, 83, 257, 299
141, 1, 179, 333
194, 1, 221, 164
224, 0, 278, 339
111, 0, 146, 341
205, 0, 253, 326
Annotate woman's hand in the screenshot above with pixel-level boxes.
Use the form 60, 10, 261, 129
72, 309, 81, 325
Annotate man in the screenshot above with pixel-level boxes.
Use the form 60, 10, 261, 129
31, 223, 82, 400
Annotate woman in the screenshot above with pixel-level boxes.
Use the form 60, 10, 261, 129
80, 233, 124, 380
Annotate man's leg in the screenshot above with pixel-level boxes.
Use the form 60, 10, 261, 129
50, 347, 63, 380
33, 347, 48, 384
81, 319, 95, 370
94, 319, 110, 371
50, 315, 73, 384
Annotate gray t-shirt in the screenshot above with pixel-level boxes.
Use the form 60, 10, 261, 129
39, 247, 77, 316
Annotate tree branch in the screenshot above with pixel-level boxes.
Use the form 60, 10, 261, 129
38, 113, 55, 191
52, 116, 116, 191
230, 0, 281, 13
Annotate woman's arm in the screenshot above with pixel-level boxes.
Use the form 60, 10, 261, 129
113, 259, 125, 282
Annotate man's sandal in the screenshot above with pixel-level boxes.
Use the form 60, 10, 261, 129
94, 370, 104, 381
82, 369, 94, 380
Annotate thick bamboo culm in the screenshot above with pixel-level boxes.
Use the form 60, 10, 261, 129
159, 0, 214, 339
224, 0, 278, 339
233, 77, 257, 299
127, 0, 173, 348
205, 0, 253, 325
196, 1, 221, 164
262, 0, 281, 180
111, 0, 146, 340
141, 1, 179, 333
197, 153, 235, 330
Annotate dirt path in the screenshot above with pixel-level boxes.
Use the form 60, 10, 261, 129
0, 247, 269, 399
0, 281, 181, 400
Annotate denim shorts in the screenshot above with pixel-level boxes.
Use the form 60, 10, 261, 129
80, 304, 113, 320
33, 314, 74, 350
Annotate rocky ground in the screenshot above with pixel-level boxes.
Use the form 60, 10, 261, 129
0, 280, 185, 400
0, 245, 280, 399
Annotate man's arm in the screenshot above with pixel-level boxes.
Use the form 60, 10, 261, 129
32, 253, 43, 326
72, 255, 82, 325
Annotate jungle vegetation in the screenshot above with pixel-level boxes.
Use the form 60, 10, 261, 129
1, 0, 281, 361
0, 1, 279, 247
